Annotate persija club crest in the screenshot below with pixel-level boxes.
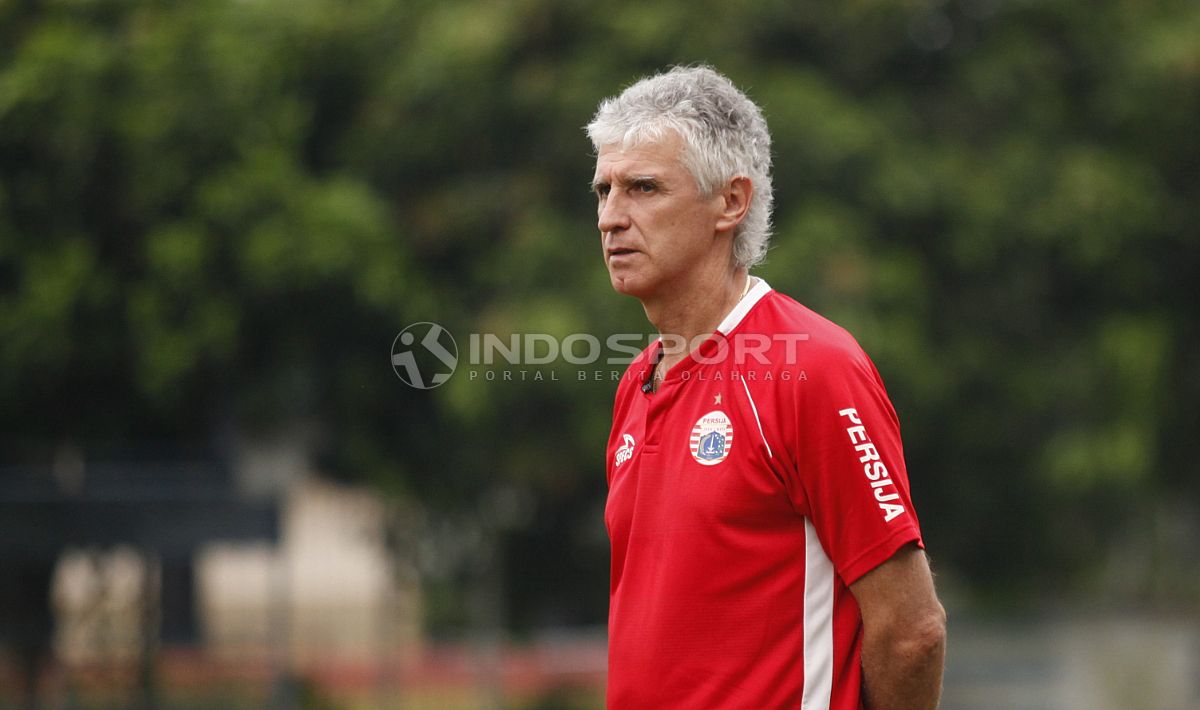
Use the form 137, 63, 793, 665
690, 410, 733, 466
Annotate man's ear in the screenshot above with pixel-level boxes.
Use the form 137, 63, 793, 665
714, 176, 753, 233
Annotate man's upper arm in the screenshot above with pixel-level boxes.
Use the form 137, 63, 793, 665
785, 340, 924, 584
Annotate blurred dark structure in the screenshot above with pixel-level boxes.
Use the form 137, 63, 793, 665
0, 461, 279, 709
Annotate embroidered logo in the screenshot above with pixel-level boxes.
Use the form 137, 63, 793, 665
614, 434, 636, 467
690, 410, 733, 466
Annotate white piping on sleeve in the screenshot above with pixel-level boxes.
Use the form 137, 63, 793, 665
738, 374, 774, 459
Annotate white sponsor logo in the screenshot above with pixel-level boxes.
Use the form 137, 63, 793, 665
615, 434, 636, 467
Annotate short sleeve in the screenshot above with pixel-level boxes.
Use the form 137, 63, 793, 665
790, 345, 923, 586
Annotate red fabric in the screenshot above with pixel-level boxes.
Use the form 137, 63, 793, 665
605, 288, 923, 709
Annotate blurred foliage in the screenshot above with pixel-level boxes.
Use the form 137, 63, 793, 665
1, 0, 1198, 627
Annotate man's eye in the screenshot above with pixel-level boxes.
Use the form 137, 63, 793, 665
635, 182, 655, 193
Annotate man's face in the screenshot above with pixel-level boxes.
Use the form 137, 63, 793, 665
592, 133, 725, 300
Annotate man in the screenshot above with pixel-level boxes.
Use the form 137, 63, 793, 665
588, 66, 946, 709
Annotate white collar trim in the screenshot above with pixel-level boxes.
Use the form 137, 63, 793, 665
717, 277, 771, 335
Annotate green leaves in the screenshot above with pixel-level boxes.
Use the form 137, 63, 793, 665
1, 0, 1197, 614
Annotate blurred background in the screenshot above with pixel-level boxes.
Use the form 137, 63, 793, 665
1, 0, 1198, 708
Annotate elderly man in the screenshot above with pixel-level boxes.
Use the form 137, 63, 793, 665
588, 66, 946, 709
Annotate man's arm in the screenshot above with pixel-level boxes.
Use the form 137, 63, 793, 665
849, 542, 947, 710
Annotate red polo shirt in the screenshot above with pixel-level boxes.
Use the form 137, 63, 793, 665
605, 279, 923, 709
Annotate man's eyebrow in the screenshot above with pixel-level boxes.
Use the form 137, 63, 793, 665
591, 174, 660, 192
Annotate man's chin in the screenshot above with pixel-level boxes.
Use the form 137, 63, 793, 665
609, 273, 652, 299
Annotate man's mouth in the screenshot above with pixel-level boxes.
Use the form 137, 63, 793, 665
607, 247, 638, 258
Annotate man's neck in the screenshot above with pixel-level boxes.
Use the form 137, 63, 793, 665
643, 268, 751, 376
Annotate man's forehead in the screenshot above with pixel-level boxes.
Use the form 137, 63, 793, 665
594, 135, 686, 177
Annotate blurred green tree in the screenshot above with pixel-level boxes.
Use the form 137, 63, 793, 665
1, 0, 1197, 628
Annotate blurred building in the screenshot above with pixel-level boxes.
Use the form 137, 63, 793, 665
0, 432, 423, 707
50, 480, 419, 668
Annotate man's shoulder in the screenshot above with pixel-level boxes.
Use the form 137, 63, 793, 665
744, 289, 870, 365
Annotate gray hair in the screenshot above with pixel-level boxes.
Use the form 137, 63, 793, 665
586, 65, 774, 269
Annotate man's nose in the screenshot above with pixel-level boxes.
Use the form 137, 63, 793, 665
597, 193, 629, 235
